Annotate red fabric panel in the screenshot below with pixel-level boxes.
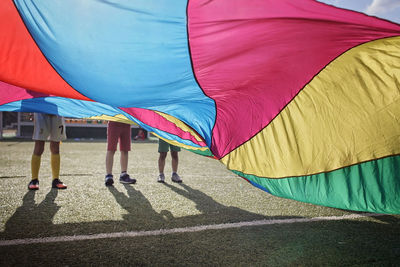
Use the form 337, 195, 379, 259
0, 1, 90, 100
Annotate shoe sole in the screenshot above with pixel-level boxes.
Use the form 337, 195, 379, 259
157, 180, 165, 183
105, 180, 114, 186
52, 186, 67, 189
172, 180, 182, 183
28, 187, 39, 190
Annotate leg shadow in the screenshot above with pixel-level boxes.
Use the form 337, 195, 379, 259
2, 189, 59, 239
107, 185, 166, 230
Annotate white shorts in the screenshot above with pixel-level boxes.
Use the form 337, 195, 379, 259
32, 113, 67, 142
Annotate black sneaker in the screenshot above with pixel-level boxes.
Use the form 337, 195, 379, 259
105, 174, 114, 186
28, 179, 39, 190
52, 178, 67, 189
119, 173, 136, 184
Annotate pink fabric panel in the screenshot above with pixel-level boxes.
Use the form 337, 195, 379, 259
121, 107, 208, 147
188, 0, 400, 158
0, 80, 50, 105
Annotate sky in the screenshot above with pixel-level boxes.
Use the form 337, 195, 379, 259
318, 0, 400, 23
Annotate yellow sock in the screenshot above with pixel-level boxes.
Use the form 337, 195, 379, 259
51, 153, 60, 180
31, 154, 41, 180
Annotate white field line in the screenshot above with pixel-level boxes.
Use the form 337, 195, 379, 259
0, 213, 385, 247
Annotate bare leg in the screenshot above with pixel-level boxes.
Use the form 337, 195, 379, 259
50, 141, 61, 179
171, 151, 179, 173
106, 150, 116, 175
158, 152, 167, 174
49, 141, 60, 154
33, 140, 45, 156
120, 150, 128, 173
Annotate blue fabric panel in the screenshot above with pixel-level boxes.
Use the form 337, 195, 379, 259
1, 97, 205, 149
13, 0, 215, 146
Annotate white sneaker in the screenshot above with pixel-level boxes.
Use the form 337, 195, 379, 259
158, 174, 165, 183
171, 173, 182, 183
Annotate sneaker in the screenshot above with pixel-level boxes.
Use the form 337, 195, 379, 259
105, 174, 114, 186
28, 179, 39, 190
119, 173, 136, 184
52, 178, 67, 189
171, 173, 182, 183
157, 174, 165, 183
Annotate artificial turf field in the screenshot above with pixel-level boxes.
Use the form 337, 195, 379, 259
0, 140, 399, 266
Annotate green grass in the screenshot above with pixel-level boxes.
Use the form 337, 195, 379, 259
0, 140, 399, 266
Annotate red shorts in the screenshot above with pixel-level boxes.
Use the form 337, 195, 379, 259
107, 121, 131, 151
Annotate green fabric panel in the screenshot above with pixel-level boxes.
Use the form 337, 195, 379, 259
233, 155, 400, 214
185, 147, 214, 157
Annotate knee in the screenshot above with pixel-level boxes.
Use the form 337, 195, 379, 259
171, 152, 179, 160
107, 150, 116, 156
50, 142, 60, 154
33, 141, 45, 155
159, 152, 167, 160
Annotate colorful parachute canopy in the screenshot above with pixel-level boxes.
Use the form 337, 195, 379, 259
1, 0, 399, 214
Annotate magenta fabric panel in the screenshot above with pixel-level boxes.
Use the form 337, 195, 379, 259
121, 107, 208, 147
188, 0, 400, 159
0, 81, 50, 105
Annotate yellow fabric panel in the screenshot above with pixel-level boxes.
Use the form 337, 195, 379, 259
151, 132, 209, 152
154, 111, 205, 143
86, 114, 135, 124
221, 36, 400, 178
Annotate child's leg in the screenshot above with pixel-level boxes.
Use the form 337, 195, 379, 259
158, 152, 167, 174
50, 141, 60, 179
106, 150, 116, 175
31, 140, 45, 180
119, 125, 131, 174
120, 150, 128, 173
106, 122, 120, 176
171, 151, 179, 174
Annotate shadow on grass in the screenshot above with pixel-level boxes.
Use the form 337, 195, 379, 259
107, 184, 169, 226
4, 141, 27, 146
105, 183, 285, 230
4, 189, 60, 238
0, 174, 92, 179
1, 184, 400, 266
0, 175, 26, 179
1, 182, 298, 240
2, 182, 399, 238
